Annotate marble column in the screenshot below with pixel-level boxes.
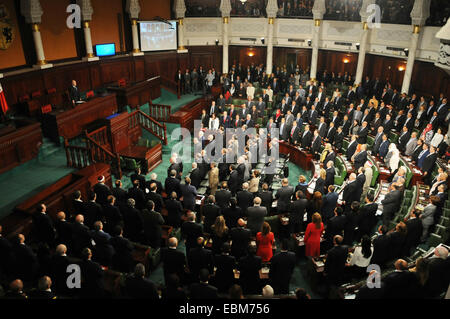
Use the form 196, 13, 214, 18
266, 18, 274, 75
177, 18, 188, 53
131, 19, 143, 55
31, 23, 51, 68
310, 19, 321, 81
355, 22, 370, 85
401, 25, 420, 94
222, 17, 229, 74
82, 21, 97, 60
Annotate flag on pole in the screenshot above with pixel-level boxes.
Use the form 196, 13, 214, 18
0, 82, 8, 115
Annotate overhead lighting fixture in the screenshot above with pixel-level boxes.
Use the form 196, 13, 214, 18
240, 0, 247, 3
398, 65, 405, 71
248, 51, 254, 57
343, 58, 350, 64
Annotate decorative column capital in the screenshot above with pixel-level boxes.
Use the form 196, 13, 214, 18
174, 0, 186, 19
312, 0, 326, 21
76, 0, 94, 22
220, 0, 232, 18
126, 0, 141, 20
410, 0, 430, 27
359, 0, 376, 23
266, 0, 278, 18
20, 0, 43, 24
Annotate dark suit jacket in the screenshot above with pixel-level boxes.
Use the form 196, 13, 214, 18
130, 174, 146, 191
230, 226, 252, 259
213, 254, 236, 292
140, 209, 164, 248
289, 199, 308, 225
276, 186, 294, 213
246, 206, 267, 235
93, 183, 112, 206
165, 177, 181, 198
189, 168, 202, 189
71, 221, 92, 255
346, 141, 357, 160
32, 213, 55, 245
236, 190, 254, 214
357, 203, 378, 236
215, 189, 232, 209
371, 234, 390, 265
161, 247, 186, 281
187, 246, 214, 279
201, 204, 221, 233
189, 282, 219, 299
322, 192, 339, 221
269, 251, 296, 293
422, 153, 438, 174
238, 254, 262, 295
181, 221, 204, 252
402, 217, 422, 255
324, 245, 348, 284
125, 275, 159, 299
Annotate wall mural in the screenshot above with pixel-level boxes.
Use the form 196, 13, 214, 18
0, 4, 15, 50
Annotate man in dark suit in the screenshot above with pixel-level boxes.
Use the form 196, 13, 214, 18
181, 212, 204, 253
79, 248, 105, 298
84, 192, 104, 228
127, 180, 147, 210
54, 211, 73, 249
140, 200, 165, 249
402, 211, 423, 256
342, 173, 359, 211
187, 237, 214, 282
130, 168, 146, 192
69, 80, 81, 105
324, 235, 348, 286
324, 207, 347, 249
50, 244, 72, 296
165, 170, 181, 198
125, 263, 159, 299
89, 221, 114, 267
71, 214, 92, 257
355, 193, 378, 242
215, 182, 232, 210
346, 135, 358, 160
228, 165, 240, 195
257, 183, 273, 216
112, 180, 128, 205
103, 195, 123, 234
236, 183, 254, 215
269, 239, 296, 294
32, 203, 56, 246
311, 130, 322, 158
201, 195, 221, 233
381, 184, 402, 225
11, 234, 38, 281
275, 178, 294, 214
289, 191, 308, 234
357, 121, 369, 144
93, 175, 112, 206
382, 259, 418, 299
300, 125, 312, 149
230, 218, 252, 259
147, 183, 164, 213
246, 197, 268, 236
371, 225, 390, 266
189, 268, 218, 299
181, 177, 198, 212
189, 163, 202, 190
238, 244, 262, 295
425, 246, 450, 297
109, 226, 134, 273
378, 134, 390, 159
398, 126, 410, 153
353, 144, 368, 171
422, 146, 438, 185
161, 237, 187, 285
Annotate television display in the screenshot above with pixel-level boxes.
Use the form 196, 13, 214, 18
95, 43, 116, 57
139, 21, 177, 52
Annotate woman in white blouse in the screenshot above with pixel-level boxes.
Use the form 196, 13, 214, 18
209, 113, 219, 130
386, 143, 400, 172
266, 85, 273, 102
430, 127, 444, 149
346, 235, 374, 278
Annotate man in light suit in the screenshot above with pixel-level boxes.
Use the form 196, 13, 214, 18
208, 163, 219, 195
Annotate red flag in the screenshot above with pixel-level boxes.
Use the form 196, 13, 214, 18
0, 83, 8, 115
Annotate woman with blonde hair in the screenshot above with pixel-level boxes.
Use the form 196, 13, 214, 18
211, 215, 229, 255
304, 213, 324, 257
249, 170, 260, 194
314, 168, 327, 194
256, 222, 275, 262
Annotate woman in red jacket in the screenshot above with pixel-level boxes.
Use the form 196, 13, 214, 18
304, 213, 324, 257
256, 222, 275, 262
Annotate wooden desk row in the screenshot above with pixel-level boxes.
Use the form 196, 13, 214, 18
42, 94, 118, 144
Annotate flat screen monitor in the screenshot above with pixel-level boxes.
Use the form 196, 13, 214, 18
139, 20, 177, 52
95, 43, 116, 57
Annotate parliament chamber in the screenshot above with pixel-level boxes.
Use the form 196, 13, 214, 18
0, 0, 449, 303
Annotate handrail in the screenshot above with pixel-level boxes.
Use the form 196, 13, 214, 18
148, 101, 171, 122
64, 138, 92, 169
161, 76, 180, 99
87, 126, 109, 147
134, 109, 168, 145
84, 131, 122, 179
